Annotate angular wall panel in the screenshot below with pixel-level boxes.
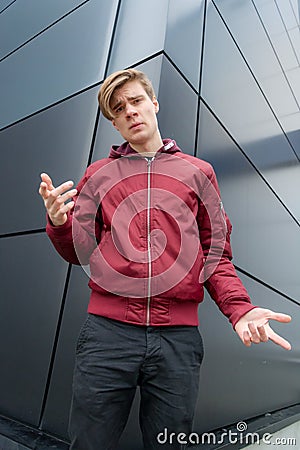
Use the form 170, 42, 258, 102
198, 101, 300, 301
202, 2, 297, 168
164, 0, 205, 90
0, 0, 85, 60
289, 27, 300, 62
253, 0, 299, 71
107, 0, 169, 74
196, 275, 300, 433
40, 266, 90, 438
0, 86, 99, 235
157, 56, 198, 156
0, 0, 118, 128
0, 0, 14, 13
202, 3, 300, 221
0, 233, 69, 425
276, 0, 299, 29
214, 0, 300, 158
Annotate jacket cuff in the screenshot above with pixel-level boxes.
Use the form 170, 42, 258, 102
223, 300, 258, 329
46, 213, 72, 237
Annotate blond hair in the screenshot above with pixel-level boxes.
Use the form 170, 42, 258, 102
98, 69, 155, 120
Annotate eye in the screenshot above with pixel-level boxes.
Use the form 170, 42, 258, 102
115, 105, 124, 113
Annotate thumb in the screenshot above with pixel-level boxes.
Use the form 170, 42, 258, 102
267, 312, 292, 323
40, 172, 54, 190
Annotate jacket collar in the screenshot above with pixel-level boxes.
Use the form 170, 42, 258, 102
109, 139, 181, 159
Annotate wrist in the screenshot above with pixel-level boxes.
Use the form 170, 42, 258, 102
48, 214, 67, 227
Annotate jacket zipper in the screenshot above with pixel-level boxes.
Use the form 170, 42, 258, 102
146, 156, 155, 326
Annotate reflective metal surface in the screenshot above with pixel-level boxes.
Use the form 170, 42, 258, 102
198, 101, 300, 301
0, 0, 118, 128
157, 56, 198, 156
107, 0, 169, 74
0, 86, 99, 234
0, 0, 85, 60
202, 2, 300, 220
214, 0, 300, 159
40, 266, 90, 437
0, 233, 69, 425
0, 0, 15, 13
196, 276, 300, 433
253, 0, 299, 71
164, 0, 205, 90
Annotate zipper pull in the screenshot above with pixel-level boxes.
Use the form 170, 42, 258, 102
145, 156, 155, 165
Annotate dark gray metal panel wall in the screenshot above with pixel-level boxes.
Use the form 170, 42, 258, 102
0, 0, 299, 448
164, 0, 205, 89
0, 0, 85, 59
196, 99, 300, 431
0, 0, 120, 435
0, 0, 14, 12
0, 0, 119, 128
197, 101, 300, 302
196, 274, 299, 433
157, 57, 198, 156
211, 0, 300, 218
39, 266, 90, 437
0, 233, 69, 424
107, 0, 169, 74
195, 0, 300, 434
0, 86, 99, 235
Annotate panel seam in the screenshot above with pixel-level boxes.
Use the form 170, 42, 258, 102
0, 0, 90, 64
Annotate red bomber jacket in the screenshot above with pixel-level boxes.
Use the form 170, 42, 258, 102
46, 139, 255, 327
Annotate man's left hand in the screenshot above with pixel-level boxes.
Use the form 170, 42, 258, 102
234, 308, 292, 350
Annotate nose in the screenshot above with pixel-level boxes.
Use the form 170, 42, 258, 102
125, 103, 137, 118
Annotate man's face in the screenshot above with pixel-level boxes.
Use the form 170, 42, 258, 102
110, 80, 160, 148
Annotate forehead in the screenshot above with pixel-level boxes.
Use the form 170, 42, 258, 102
111, 80, 148, 104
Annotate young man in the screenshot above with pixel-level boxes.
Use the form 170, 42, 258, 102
39, 69, 291, 450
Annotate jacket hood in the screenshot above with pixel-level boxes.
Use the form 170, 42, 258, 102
108, 139, 181, 159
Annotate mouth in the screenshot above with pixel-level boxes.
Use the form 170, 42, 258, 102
130, 122, 143, 129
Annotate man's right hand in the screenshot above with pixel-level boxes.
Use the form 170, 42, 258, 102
39, 173, 77, 226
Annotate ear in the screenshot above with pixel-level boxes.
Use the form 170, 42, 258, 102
152, 96, 159, 114
112, 119, 119, 131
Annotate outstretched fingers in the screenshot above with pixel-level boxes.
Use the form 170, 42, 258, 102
39, 173, 54, 199
38, 174, 77, 226
267, 324, 292, 351
242, 320, 291, 350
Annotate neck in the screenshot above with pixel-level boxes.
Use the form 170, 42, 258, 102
129, 133, 164, 156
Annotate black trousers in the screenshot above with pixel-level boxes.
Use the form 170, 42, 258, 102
69, 314, 204, 450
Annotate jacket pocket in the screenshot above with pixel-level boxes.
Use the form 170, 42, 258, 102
76, 316, 91, 354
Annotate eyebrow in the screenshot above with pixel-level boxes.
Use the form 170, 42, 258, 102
111, 100, 123, 111
111, 94, 145, 111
